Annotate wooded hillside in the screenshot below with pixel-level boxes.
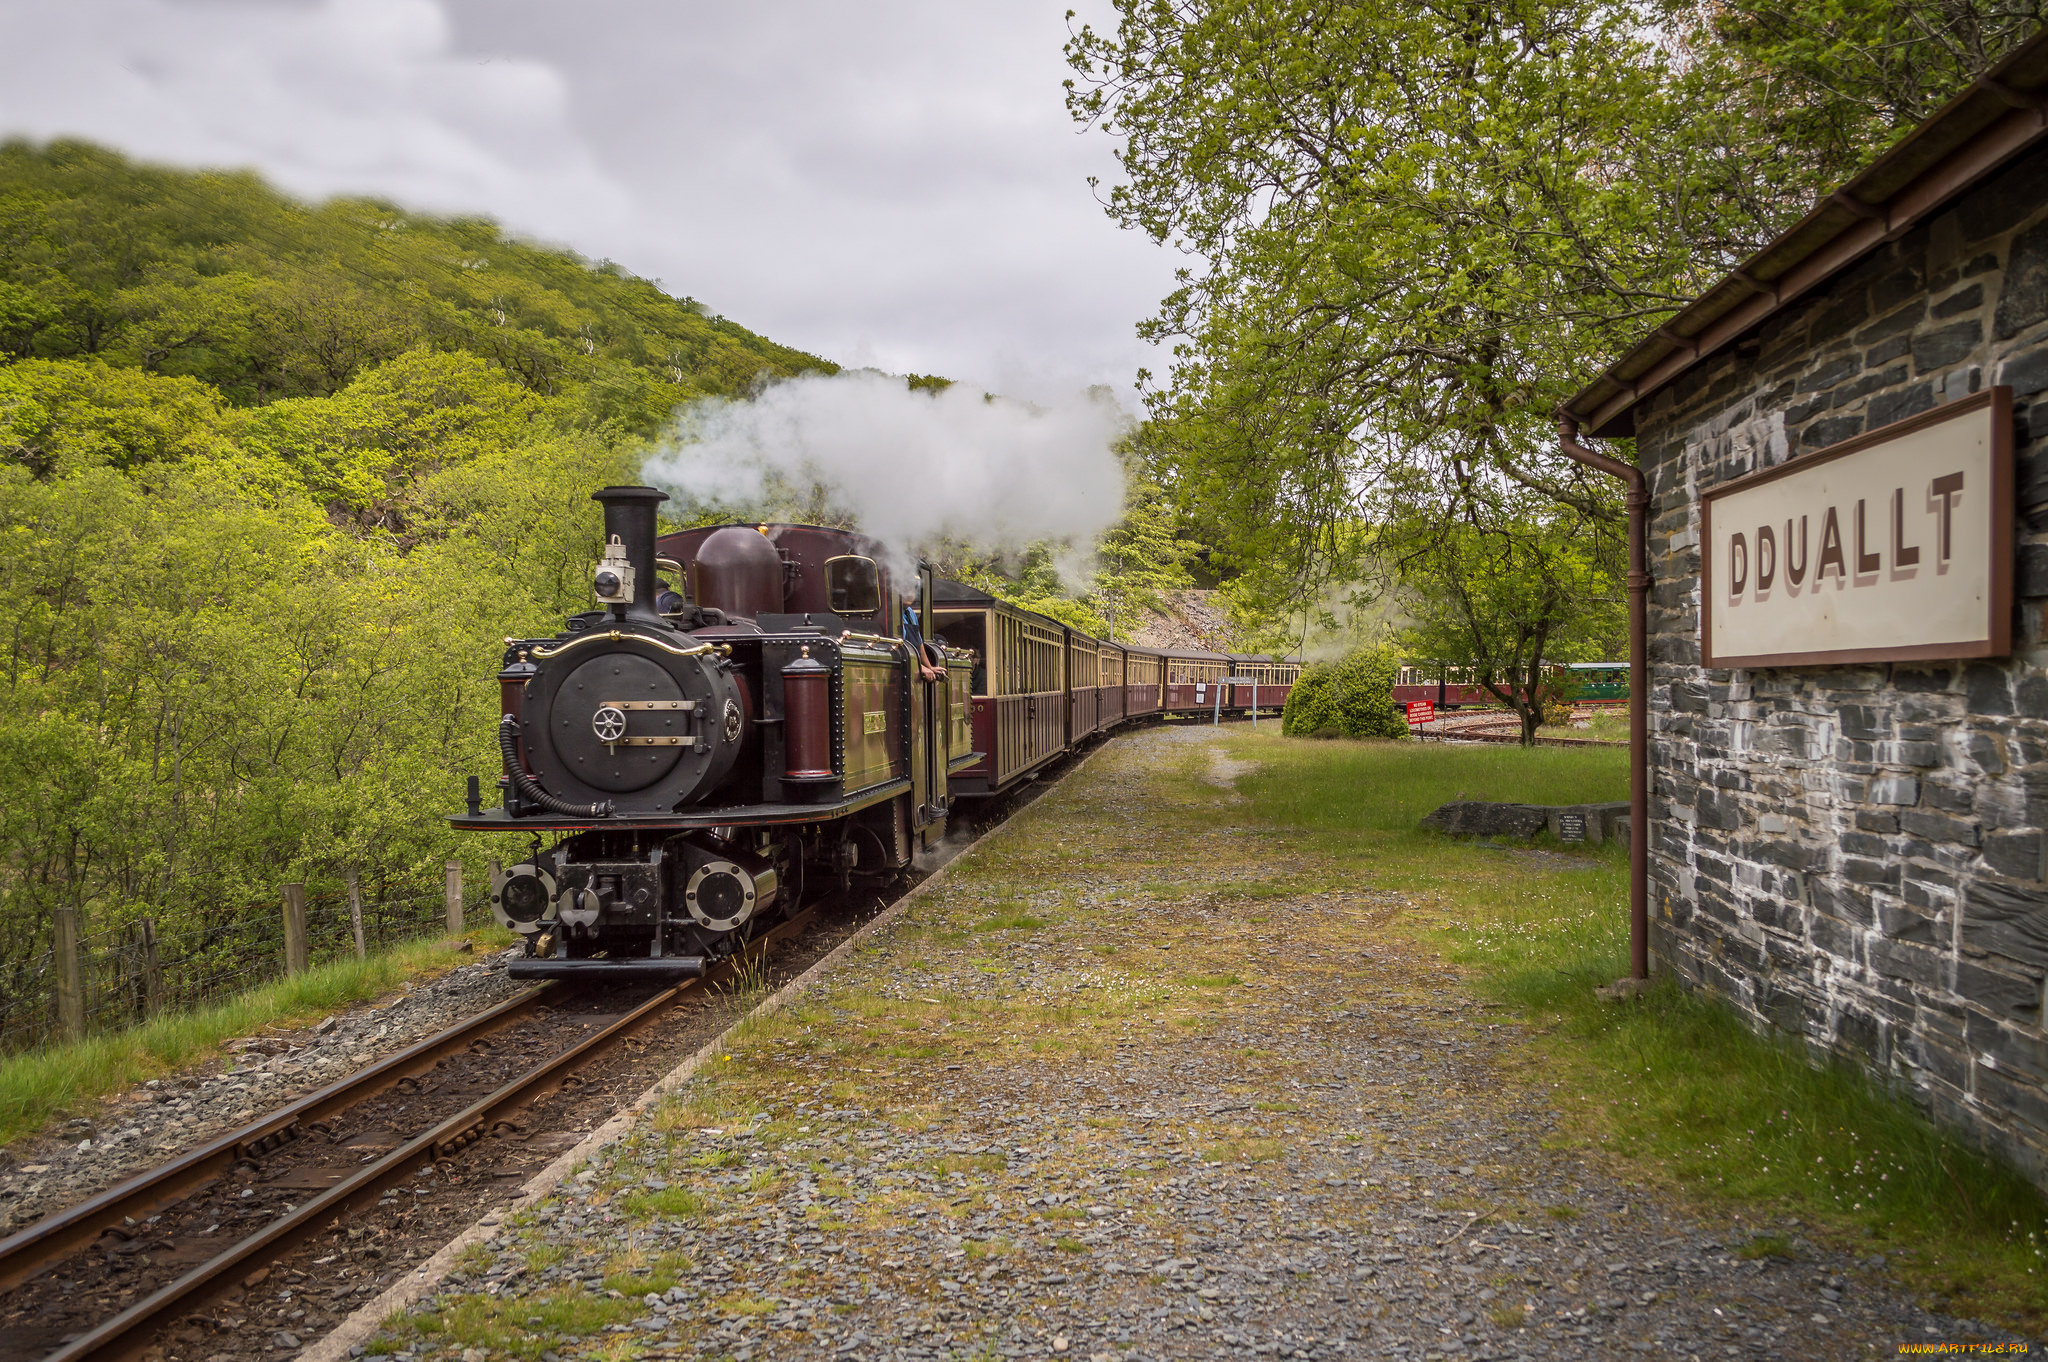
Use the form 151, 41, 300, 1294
0, 141, 831, 991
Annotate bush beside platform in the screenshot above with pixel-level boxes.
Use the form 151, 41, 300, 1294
1279, 645, 1408, 739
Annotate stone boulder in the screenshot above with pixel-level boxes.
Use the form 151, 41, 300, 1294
1546, 802, 1632, 846
1421, 799, 1632, 847
1419, 801, 1553, 839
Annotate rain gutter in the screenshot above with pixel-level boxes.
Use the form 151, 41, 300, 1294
1557, 418, 1650, 982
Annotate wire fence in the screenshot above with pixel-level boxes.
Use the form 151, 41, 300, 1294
0, 866, 493, 1056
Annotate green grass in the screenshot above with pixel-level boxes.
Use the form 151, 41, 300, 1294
404, 1286, 636, 1358
1224, 730, 2048, 1330
1232, 733, 1627, 844
0, 929, 508, 1146
620, 1186, 710, 1219
1570, 706, 1631, 744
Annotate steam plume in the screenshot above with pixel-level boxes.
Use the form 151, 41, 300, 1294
641, 370, 1128, 554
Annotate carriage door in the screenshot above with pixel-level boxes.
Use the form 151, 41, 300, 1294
915, 562, 947, 839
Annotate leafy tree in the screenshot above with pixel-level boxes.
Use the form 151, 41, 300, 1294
1672, 1, 2048, 180
1090, 468, 1196, 641
1391, 497, 1622, 745
0, 359, 224, 477
1066, 0, 2041, 624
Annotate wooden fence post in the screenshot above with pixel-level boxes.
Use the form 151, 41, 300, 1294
52, 906, 84, 1043
282, 883, 308, 975
137, 917, 162, 1015
444, 861, 463, 936
346, 868, 367, 961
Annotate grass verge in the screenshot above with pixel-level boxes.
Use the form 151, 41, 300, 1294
1225, 730, 2048, 1329
0, 928, 510, 1146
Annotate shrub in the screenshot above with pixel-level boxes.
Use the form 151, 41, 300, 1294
1280, 645, 1407, 739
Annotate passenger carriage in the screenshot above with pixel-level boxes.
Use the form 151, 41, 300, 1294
1224, 654, 1300, 714
1125, 647, 1164, 719
1162, 649, 1229, 712
1391, 661, 1630, 710
931, 582, 1071, 797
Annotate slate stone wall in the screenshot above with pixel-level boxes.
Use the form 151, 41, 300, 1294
1632, 139, 2048, 1183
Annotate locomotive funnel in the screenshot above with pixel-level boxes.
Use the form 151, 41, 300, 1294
592, 485, 669, 621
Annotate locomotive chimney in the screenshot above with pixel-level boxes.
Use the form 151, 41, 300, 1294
592, 485, 670, 622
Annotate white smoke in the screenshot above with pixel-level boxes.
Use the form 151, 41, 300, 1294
641, 370, 1129, 556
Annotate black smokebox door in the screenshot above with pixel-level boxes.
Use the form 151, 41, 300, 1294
552, 654, 688, 792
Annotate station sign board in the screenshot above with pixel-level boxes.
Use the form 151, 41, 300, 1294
1700, 387, 2012, 668
1406, 700, 1435, 726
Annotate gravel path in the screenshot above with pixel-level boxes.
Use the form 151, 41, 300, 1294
0, 944, 523, 1232
368, 729, 2028, 1362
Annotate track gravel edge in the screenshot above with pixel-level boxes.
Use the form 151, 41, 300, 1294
300, 742, 1112, 1362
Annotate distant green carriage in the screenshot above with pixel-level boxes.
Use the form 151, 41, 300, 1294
1560, 662, 1629, 703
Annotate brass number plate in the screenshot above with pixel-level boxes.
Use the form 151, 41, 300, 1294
862, 711, 887, 735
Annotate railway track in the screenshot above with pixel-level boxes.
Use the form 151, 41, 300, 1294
1415, 710, 1624, 748
0, 734, 1097, 1362
0, 901, 838, 1362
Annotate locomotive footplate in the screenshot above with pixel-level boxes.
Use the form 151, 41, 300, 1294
507, 956, 708, 981
449, 777, 914, 833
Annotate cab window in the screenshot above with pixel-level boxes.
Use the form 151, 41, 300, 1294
826, 556, 880, 614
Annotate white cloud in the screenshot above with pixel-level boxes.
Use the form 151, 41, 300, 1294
0, 0, 1176, 403
0, 0, 632, 242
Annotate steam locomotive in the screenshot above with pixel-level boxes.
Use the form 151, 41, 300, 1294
454, 485, 1299, 980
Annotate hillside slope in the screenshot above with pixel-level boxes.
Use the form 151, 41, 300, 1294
1125, 588, 1238, 651
0, 140, 829, 434
0, 143, 834, 1000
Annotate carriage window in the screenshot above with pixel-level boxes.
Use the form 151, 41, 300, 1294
825, 556, 880, 614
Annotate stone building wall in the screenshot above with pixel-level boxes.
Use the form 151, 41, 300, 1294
1632, 139, 2048, 1181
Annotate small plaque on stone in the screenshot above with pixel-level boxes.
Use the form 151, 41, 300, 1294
1556, 812, 1588, 843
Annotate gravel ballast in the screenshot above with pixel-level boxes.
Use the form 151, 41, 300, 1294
0, 945, 524, 1233
365, 728, 2031, 1361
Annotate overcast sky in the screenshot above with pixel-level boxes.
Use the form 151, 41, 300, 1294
0, 0, 1179, 405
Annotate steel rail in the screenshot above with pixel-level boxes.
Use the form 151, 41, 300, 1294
0, 981, 555, 1295
34, 901, 831, 1362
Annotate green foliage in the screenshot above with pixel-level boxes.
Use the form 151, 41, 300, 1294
1392, 496, 1623, 744
0, 138, 828, 423
1673, 2, 2048, 181
0, 358, 225, 476
0, 141, 834, 981
1068, 1, 2038, 623
1279, 645, 1406, 740
1091, 467, 1197, 641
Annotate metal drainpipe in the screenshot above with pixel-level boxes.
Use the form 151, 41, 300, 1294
1557, 415, 1651, 982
